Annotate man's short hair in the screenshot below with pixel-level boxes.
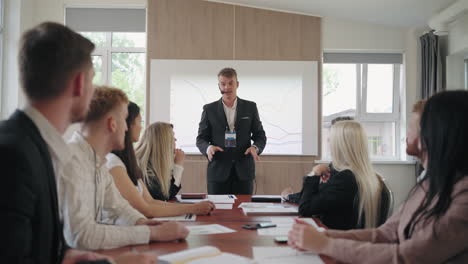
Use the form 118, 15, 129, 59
84, 86, 129, 123
331, 116, 354, 125
19, 22, 95, 101
412, 100, 427, 116
218, 67, 238, 80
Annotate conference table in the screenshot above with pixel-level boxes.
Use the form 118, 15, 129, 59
97, 195, 336, 263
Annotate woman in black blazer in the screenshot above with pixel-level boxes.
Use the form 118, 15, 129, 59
282, 121, 383, 230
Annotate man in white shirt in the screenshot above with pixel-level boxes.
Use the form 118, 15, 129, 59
0, 22, 154, 264
61, 86, 189, 250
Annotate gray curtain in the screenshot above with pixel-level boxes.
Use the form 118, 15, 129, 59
420, 31, 443, 99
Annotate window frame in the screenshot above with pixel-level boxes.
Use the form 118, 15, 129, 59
0, 0, 4, 116
465, 58, 468, 90
322, 62, 402, 161
91, 32, 146, 86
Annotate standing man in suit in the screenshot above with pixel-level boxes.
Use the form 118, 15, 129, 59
0, 22, 154, 264
197, 68, 267, 194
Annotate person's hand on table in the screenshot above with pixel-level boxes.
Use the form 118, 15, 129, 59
136, 218, 163, 226
62, 249, 111, 264
244, 146, 259, 161
281, 187, 294, 200
207, 146, 223, 161
149, 221, 189, 242
288, 219, 330, 253
192, 201, 216, 215
113, 252, 156, 264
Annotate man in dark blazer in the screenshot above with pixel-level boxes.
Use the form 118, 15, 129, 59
197, 68, 267, 194
0, 22, 154, 264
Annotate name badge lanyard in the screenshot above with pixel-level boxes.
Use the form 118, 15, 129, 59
225, 125, 236, 148
224, 103, 237, 148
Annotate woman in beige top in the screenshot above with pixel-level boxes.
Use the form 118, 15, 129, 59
288, 90, 468, 263
107, 102, 215, 218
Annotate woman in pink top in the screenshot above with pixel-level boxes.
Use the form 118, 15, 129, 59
288, 90, 468, 263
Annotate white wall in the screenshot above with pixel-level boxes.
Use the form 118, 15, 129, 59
448, 12, 468, 55
374, 163, 416, 208
1, 0, 34, 119
447, 12, 468, 90
323, 18, 407, 52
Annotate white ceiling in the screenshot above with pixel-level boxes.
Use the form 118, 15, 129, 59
208, 0, 457, 27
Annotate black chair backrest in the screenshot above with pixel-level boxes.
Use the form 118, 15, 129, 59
377, 174, 394, 226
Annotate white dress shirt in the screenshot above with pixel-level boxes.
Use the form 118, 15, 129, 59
417, 169, 427, 182
222, 98, 237, 132
23, 106, 72, 220
60, 131, 150, 250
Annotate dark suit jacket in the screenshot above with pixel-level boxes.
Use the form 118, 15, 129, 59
196, 97, 266, 182
0, 110, 66, 263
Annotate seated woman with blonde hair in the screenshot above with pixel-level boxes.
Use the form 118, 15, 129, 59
107, 102, 214, 218
288, 91, 468, 263
135, 122, 188, 201
283, 121, 384, 230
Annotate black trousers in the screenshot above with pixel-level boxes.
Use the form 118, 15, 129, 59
207, 166, 253, 195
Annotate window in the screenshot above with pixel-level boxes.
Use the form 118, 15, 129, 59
65, 8, 146, 119
322, 53, 402, 160
79, 32, 146, 119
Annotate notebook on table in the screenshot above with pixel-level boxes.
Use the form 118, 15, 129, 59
181, 193, 207, 199
158, 246, 254, 264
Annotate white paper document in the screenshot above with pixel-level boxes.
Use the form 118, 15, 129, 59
252, 195, 282, 199
257, 224, 292, 236
238, 202, 281, 208
257, 217, 325, 236
269, 217, 325, 231
159, 246, 254, 264
253, 247, 324, 264
152, 214, 196, 221
242, 207, 298, 216
207, 195, 237, 203
215, 203, 233, 210
187, 224, 236, 235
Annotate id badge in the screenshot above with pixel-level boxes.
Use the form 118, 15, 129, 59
225, 131, 237, 148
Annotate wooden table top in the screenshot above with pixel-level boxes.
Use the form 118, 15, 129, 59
96, 195, 335, 263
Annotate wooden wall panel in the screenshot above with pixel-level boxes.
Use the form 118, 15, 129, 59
180, 155, 317, 194
148, 0, 234, 60
234, 6, 321, 61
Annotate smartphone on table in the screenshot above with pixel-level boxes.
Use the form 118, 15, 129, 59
241, 223, 277, 230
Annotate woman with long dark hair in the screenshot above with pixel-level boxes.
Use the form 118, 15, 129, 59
288, 90, 468, 263
106, 102, 215, 217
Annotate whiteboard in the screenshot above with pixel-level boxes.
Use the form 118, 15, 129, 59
149, 59, 318, 155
